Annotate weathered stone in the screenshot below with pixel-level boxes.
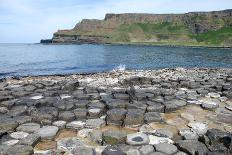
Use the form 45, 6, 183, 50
86, 119, 106, 128
88, 108, 102, 118
107, 108, 127, 121
102, 146, 125, 155
18, 134, 40, 146
37, 126, 59, 140
6, 145, 33, 155
53, 120, 67, 128
8, 105, 28, 116
0, 118, 18, 133
2, 139, 19, 146
71, 146, 95, 155
66, 121, 86, 129
126, 133, 149, 145
148, 135, 174, 145
177, 140, 208, 155
105, 99, 128, 109
62, 81, 79, 91
124, 109, 144, 127
57, 137, 84, 152
155, 128, 173, 139
58, 111, 75, 122
154, 143, 178, 154
16, 123, 40, 133
200, 98, 219, 110
147, 103, 165, 113
10, 131, 29, 139
164, 99, 187, 112
74, 108, 87, 119
139, 145, 155, 155
0, 107, 9, 114
30, 106, 58, 122
188, 122, 208, 135
88, 129, 102, 144
179, 128, 199, 140
144, 112, 163, 123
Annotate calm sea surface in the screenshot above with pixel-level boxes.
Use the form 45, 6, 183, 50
0, 44, 232, 78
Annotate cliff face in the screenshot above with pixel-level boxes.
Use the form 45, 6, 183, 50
50, 9, 232, 47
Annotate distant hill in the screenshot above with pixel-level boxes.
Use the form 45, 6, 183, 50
44, 9, 232, 47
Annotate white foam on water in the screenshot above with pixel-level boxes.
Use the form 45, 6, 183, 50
112, 64, 126, 72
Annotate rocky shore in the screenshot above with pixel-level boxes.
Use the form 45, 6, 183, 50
0, 68, 232, 155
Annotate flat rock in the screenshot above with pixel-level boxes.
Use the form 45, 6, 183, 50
102, 146, 126, 155
53, 120, 67, 128
126, 133, 149, 145
107, 108, 127, 121
139, 145, 155, 155
66, 121, 86, 129
2, 139, 19, 146
18, 134, 40, 146
10, 131, 29, 139
71, 146, 95, 155
6, 144, 33, 155
16, 123, 40, 133
57, 137, 84, 152
85, 119, 106, 129
154, 143, 178, 154
179, 128, 199, 140
124, 109, 144, 127
149, 135, 174, 145
188, 122, 208, 135
58, 111, 75, 122
144, 112, 163, 123
37, 126, 59, 140
155, 128, 173, 139
103, 130, 128, 145
200, 98, 219, 110
177, 140, 208, 155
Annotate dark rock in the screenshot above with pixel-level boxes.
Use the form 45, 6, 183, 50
147, 102, 164, 112
8, 105, 28, 116
154, 143, 178, 154
62, 81, 79, 91
0, 117, 18, 133
164, 99, 187, 112
58, 111, 75, 122
124, 109, 144, 127
71, 146, 95, 155
105, 99, 128, 109
6, 145, 33, 155
107, 109, 127, 121
144, 112, 163, 123
30, 106, 58, 122
74, 108, 87, 120
177, 140, 208, 155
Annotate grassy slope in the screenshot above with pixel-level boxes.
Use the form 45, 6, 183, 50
55, 22, 232, 47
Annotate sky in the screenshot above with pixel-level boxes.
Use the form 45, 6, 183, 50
0, 0, 232, 43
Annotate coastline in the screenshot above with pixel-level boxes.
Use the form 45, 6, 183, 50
40, 42, 232, 49
0, 68, 232, 154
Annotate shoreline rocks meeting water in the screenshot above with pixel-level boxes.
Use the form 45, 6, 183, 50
0, 68, 232, 155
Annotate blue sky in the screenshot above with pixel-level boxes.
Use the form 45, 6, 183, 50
0, 0, 232, 43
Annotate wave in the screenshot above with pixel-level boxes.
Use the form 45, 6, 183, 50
112, 64, 126, 72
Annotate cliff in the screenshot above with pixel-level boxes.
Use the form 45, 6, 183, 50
47, 9, 232, 47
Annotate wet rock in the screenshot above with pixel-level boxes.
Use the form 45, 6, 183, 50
154, 143, 178, 154
177, 140, 208, 155
102, 146, 126, 155
6, 145, 33, 155
144, 112, 163, 123
37, 126, 59, 140
10, 131, 29, 139
57, 137, 84, 152
66, 121, 86, 129
85, 118, 106, 128
18, 134, 40, 146
103, 130, 128, 145
126, 133, 149, 145
16, 123, 40, 133
58, 111, 75, 122
124, 109, 144, 127
71, 146, 95, 155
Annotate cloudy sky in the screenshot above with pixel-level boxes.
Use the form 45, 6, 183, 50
0, 0, 232, 43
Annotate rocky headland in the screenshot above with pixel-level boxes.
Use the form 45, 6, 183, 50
42, 9, 232, 47
0, 68, 232, 154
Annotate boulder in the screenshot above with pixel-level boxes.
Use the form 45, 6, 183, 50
177, 140, 208, 155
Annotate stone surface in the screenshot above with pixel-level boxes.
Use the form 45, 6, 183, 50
154, 143, 178, 154
10, 131, 29, 139
103, 130, 128, 145
102, 146, 125, 155
177, 140, 208, 155
66, 121, 86, 129
53, 120, 67, 128
18, 134, 40, 146
57, 137, 84, 152
86, 119, 106, 128
6, 145, 34, 155
124, 109, 144, 127
58, 111, 75, 122
149, 135, 174, 145
16, 123, 40, 133
71, 146, 95, 155
188, 122, 208, 135
126, 133, 149, 145
37, 126, 59, 140
144, 112, 163, 123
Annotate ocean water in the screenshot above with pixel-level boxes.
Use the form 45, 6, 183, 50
0, 43, 232, 78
